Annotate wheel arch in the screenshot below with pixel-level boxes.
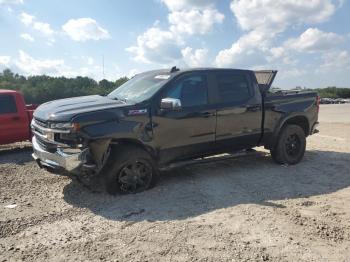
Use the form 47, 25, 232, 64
265, 114, 310, 149
110, 138, 158, 161
282, 115, 309, 137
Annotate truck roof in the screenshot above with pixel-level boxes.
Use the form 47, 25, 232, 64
141, 67, 252, 75
0, 89, 21, 94
139, 67, 277, 92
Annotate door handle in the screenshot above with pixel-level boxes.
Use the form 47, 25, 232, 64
246, 105, 261, 112
201, 112, 214, 118
12, 116, 20, 121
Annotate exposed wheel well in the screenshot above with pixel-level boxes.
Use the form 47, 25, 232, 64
110, 139, 157, 160
282, 116, 309, 137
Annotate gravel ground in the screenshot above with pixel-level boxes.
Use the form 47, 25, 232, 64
1, 104, 350, 262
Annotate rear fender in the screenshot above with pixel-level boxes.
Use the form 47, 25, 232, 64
266, 113, 310, 149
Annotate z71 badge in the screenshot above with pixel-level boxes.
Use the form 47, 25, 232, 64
128, 109, 148, 115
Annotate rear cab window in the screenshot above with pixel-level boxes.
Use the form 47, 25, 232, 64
215, 72, 251, 103
0, 94, 17, 114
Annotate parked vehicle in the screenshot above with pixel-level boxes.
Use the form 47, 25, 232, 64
0, 89, 38, 145
320, 98, 333, 104
31, 68, 319, 194
334, 98, 346, 104
320, 98, 347, 104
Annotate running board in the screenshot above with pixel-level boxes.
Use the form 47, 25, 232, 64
159, 149, 259, 171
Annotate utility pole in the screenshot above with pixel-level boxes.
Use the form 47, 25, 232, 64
102, 55, 105, 79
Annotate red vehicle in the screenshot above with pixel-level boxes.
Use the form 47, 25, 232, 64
0, 89, 38, 145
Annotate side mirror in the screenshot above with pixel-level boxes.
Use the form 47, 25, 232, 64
160, 98, 182, 111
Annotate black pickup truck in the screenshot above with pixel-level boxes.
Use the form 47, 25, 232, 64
31, 67, 319, 194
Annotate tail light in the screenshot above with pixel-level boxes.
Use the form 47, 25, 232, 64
316, 95, 320, 113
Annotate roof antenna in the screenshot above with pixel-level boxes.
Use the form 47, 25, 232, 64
170, 66, 179, 73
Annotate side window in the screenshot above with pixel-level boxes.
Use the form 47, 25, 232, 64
216, 73, 250, 103
165, 74, 208, 107
0, 95, 17, 114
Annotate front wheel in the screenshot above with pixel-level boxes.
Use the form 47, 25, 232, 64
270, 124, 306, 165
102, 145, 159, 195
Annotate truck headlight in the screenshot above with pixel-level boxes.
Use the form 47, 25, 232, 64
50, 122, 80, 132
50, 122, 74, 129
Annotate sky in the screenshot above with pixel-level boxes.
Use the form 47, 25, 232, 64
0, 0, 349, 88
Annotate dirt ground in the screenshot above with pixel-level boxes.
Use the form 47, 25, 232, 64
1, 104, 350, 262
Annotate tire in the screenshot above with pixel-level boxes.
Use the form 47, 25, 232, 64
270, 124, 306, 165
101, 145, 159, 195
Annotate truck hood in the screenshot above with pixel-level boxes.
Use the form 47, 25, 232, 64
34, 95, 132, 122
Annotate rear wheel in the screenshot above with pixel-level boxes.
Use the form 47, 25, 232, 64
270, 124, 306, 165
102, 145, 159, 195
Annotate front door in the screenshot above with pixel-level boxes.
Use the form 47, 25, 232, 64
152, 72, 216, 164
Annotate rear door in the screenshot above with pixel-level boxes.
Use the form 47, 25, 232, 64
0, 94, 28, 144
213, 70, 262, 150
152, 72, 217, 164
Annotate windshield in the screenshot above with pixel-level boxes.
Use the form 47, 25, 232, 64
108, 73, 170, 103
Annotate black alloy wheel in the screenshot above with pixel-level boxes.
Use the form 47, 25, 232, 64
285, 134, 301, 157
102, 145, 159, 195
270, 124, 306, 165
117, 160, 153, 194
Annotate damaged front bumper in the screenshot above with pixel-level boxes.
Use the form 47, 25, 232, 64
32, 136, 89, 173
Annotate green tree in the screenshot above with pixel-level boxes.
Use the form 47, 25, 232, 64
0, 69, 129, 104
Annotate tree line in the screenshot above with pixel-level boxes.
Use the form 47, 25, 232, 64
1, 69, 350, 104
312, 87, 350, 99
0, 69, 129, 104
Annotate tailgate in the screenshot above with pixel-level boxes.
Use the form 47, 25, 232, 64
254, 70, 278, 94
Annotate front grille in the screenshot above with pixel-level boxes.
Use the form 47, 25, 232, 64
35, 135, 57, 153
34, 118, 49, 128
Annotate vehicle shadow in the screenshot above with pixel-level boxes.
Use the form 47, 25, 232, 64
0, 148, 33, 165
63, 149, 350, 222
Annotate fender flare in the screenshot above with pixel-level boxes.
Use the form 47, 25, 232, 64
266, 113, 310, 149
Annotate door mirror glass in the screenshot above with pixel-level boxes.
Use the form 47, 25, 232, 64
160, 98, 182, 110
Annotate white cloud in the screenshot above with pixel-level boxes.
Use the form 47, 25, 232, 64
161, 0, 217, 11
20, 12, 34, 26
181, 47, 208, 67
231, 0, 335, 33
15, 50, 67, 75
285, 28, 343, 53
216, 30, 270, 67
20, 33, 34, 42
128, 0, 223, 65
279, 68, 306, 79
0, 0, 23, 5
321, 50, 350, 69
62, 18, 110, 42
268, 47, 286, 60
265, 28, 343, 66
33, 21, 54, 36
19, 12, 54, 41
169, 8, 224, 35
87, 57, 94, 65
2, 51, 121, 80
266, 47, 296, 65
215, 0, 337, 67
126, 27, 183, 64
0, 56, 11, 65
